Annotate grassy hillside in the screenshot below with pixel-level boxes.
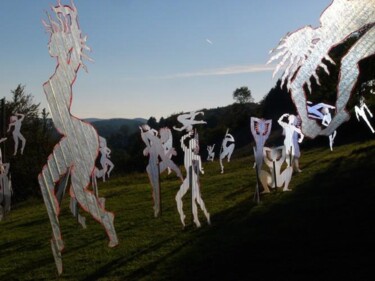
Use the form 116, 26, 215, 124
0, 139, 374, 280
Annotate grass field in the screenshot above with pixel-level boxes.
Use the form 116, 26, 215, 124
1, 139, 374, 280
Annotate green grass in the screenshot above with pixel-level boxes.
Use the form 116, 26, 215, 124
1, 139, 375, 280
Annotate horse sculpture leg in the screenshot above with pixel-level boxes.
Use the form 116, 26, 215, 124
70, 170, 118, 247
38, 140, 70, 274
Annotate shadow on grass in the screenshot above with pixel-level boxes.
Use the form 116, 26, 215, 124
151, 147, 375, 281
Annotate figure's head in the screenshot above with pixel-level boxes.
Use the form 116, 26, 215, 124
43, 0, 91, 70
9, 116, 17, 123
359, 96, 365, 106
288, 114, 296, 125
99, 136, 106, 148
321, 107, 329, 115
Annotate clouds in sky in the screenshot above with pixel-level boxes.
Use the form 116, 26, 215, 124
157, 63, 275, 79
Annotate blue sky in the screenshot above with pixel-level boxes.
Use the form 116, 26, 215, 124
0, 0, 332, 120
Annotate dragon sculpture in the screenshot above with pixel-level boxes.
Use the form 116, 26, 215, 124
268, 0, 375, 138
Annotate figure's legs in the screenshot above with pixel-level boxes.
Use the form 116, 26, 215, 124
280, 167, 293, 191
361, 114, 375, 133
293, 158, 302, 173
38, 141, 70, 274
325, 27, 375, 136
70, 171, 118, 248
19, 133, 26, 155
159, 159, 183, 180
329, 130, 337, 151
106, 159, 114, 177
175, 178, 189, 227
146, 161, 160, 217
194, 185, 210, 226
12, 132, 18, 156
227, 144, 235, 162
259, 170, 272, 193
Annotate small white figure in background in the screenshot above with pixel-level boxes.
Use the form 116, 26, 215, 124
176, 130, 210, 228
355, 96, 374, 133
7, 113, 26, 156
278, 114, 304, 165
98, 136, 114, 182
259, 146, 293, 193
307, 101, 335, 120
207, 144, 215, 161
173, 111, 206, 132
219, 129, 235, 174
292, 116, 303, 172
321, 107, 337, 151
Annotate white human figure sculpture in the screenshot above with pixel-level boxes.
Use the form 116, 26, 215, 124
207, 144, 215, 161
250, 117, 272, 202
95, 136, 115, 182
162, 129, 174, 174
321, 107, 337, 151
307, 101, 335, 120
39, 1, 118, 274
219, 129, 235, 174
173, 111, 207, 132
140, 125, 183, 217
0, 162, 12, 221
278, 114, 304, 165
7, 113, 26, 156
175, 131, 210, 228
354, 97, 374, 133
259, 146, 293, 193
291, 116, 303, 172
250, 117, 272, 172
269, 0, 375, 138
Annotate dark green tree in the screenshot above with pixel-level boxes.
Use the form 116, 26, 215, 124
233, 86, 254, 104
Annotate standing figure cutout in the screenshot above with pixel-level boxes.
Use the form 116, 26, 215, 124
96, 136, 115, 182
140, 125, 182, 217
219, 129, 235, 174
175, 131, 210, 228
7, 113, 26, 155
39, 1, 118, 274
292, 116, 303, 172
354, 97, 374, 133
278, 114, 304, 166
207, 144, 215, 161
250, 117, 272, 202
321, 107, 337, 151
259, 146, 293, 193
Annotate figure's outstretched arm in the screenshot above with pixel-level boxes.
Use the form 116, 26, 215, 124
180, 131, 192, 151
173, 125, 184, 131
7, 122, 14, 132
263, 147, 272, 167
278, 114, 288, 128
363, 104, 373, 118
16, 113, 25, 122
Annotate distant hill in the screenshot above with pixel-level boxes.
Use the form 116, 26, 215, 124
88, 118, 147, 138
